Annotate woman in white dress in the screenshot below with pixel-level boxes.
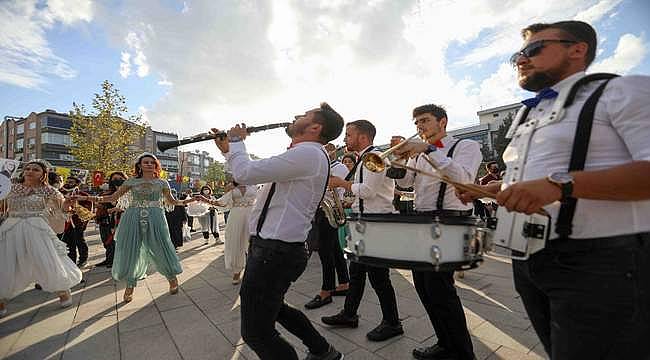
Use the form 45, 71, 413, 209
197, 181, 256, 284
0, 160, 82, 317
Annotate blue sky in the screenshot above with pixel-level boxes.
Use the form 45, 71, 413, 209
1, 0, 648, 158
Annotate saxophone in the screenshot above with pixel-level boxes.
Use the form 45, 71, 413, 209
321, 188, 347, 228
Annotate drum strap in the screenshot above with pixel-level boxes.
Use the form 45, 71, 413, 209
435, 140, 462, 210
555, 73, 618, 238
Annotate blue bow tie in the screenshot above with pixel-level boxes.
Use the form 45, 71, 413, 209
521, 87, 558, 108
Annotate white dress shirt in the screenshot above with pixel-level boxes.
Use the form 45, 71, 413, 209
350, 145, 395, 214
503, 71, 650, 239
397, 136, 482, 211
225, 141, 329, 243
330, 160, 349, 198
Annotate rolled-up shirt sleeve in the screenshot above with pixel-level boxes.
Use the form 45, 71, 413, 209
350, 169, 384, 200
426, 140, 482, 183
225, 142, 318, 184
605, 76, 650, 161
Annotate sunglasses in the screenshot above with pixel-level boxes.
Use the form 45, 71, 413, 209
509, 39, 578, 66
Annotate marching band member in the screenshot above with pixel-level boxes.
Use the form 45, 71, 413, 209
393, 104, 481, 360
213, 103, 345, 360
322, 120, 404, 342
457, 20, 650, 359
305, 143, 350, 309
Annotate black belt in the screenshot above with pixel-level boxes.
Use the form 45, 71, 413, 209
250, 235, 305, 252
547, 232, 649, 252
415, 209, 473, 217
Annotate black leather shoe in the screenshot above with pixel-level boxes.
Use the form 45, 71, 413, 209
304, 345, 343, 360
321, 311, 359, 328
95, 260, 108, 267
412, 343, 456, 360
305, 295, 333, 309
366, 320, 404, 342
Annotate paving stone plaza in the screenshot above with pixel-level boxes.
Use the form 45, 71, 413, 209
0, 225, 547, 360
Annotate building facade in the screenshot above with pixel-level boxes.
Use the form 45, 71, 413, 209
178, 150, 215, 188
1, 109, 179, 174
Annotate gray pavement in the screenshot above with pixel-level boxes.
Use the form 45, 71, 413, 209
0, 227, 547, 360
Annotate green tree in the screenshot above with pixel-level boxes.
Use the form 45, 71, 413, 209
203, 161, 228, 191
69, 81, 146, 174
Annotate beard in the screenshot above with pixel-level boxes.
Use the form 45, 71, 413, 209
519, 59, 569, 92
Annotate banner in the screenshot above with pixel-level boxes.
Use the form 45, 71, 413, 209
0, 159, 19, 200
92, 171, 104, 186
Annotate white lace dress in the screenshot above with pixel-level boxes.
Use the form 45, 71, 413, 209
0, 184, 82, 301
219, 186, 257, 273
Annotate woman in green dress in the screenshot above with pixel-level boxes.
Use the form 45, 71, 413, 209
79, 153, 194, 303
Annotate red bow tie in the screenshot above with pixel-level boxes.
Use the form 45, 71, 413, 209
434, 140, 444, 148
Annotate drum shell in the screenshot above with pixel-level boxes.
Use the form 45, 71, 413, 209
345, 213, 487, 272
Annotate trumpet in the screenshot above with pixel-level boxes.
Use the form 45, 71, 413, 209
362, 132, 422, 172
157, 122, 292, 152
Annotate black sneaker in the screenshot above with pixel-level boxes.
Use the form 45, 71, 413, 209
412, 343, 456, 360
304, 345, 343, 360
321, 311, 359, 328
366, 320, 403, 342
305, 295, 332, 309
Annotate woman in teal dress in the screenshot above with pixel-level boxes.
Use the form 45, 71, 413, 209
79, 153, 194, 303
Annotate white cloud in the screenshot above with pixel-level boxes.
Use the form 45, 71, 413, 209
0, 0, 93, 88
574, 0, 622, 23
119, 31, 150, 78
93, 0, 630, 158
138, 106, 149, 124
590, 33, 648, 74
119, 51, 131, 78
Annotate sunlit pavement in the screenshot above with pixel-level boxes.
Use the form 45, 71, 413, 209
0, 223, 547, 360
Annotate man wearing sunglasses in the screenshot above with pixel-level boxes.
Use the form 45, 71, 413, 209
458, 20, 650, 359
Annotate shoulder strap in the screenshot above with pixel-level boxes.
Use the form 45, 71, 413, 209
345, 146, 374, 181
555, 74, 619, 238
436, 140, 462, 210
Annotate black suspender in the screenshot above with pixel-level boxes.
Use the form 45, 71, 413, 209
555, 73, 618, 238
435, 140, 462, 210
255, 148, 331, 239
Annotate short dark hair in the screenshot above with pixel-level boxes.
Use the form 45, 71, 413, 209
347, 120, 376, 141
413, 104, 447, 121
342, 153, 356, 164
67, 176, 81, 184
109, 171, 128, 180
522, 21, 597, 67
313, 102, 344, 144
485, 161, 498, 170
47, 171, 62, 186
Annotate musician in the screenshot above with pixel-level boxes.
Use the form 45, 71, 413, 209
457, 20, 650, 359
212, 103, 345, 360
322, 120, 404, 342
60, 176, 92, 268
393, 104, 481, 360
305, 143, 350, 309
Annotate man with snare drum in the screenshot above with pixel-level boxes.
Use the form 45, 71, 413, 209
457, 20, 650, 359
393, 104, 481, 360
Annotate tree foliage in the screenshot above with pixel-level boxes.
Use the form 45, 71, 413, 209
491, 112, 514, 170
203, 161, 228, 191
69, 81, 146, 174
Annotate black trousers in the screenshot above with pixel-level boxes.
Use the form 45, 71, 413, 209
344, 261, 400, 325
513, 232, 650, 360
412, 270, 474, 360
62, 225, 88, 264
98, 224, 115, 264
240, 237, 330, 360
202, 210, 219, 239
316, 212, 349, 291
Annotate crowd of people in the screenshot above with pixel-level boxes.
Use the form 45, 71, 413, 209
0, 19, 648, 360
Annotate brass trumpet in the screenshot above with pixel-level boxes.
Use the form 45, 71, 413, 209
362, 132, 422, 172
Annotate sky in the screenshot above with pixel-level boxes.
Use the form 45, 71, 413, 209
1, 0, 649, 160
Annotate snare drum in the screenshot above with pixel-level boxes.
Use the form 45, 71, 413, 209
345, 213, 492, 272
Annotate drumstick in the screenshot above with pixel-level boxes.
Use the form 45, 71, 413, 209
390, 161, 550, 217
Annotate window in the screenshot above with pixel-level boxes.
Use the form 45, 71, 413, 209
203, 159, 210, 167
16, 124, 24, 134
29, 122, 36, 130
28, 153, 36, 160
15, 138, 23, 150
41, 132, 72, 146
493, 113, 499, 117
28, 138, 36, 145
59, 154, 75, 161
42, 116, 72, 129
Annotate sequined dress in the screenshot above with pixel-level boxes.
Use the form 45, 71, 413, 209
0, 184, 82, 301
111, 178, 182, 287
219, 185, 257, 273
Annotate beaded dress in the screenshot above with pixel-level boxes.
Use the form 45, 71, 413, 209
111, 178, 182, 287
219, 185, 257, 273
0, 184, 82, 300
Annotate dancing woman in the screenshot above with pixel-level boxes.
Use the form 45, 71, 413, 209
0, 160, 82, 317
79, 153, 194, 303
196, 185, 221, 245
196, 181, 257, 284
